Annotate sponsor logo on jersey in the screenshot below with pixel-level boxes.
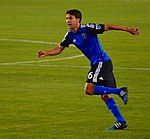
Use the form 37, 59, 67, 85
82, 33, 87, 39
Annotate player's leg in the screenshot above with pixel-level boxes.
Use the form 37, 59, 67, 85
85, 61, 128, 104
84, 83, 127, 130
84, 82, 128, 105
99, 61, 127, 130
85, 83, 125, 95
85, 60, 127, 130
101, 94, 127, 130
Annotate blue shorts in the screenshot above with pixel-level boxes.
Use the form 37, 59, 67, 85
86, 60, 116, 88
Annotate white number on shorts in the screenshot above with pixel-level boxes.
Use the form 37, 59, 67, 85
88, 72, 93, 79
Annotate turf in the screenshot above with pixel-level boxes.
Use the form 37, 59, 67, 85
0, 0, 150, 138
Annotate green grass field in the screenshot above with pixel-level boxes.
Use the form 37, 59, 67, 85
0, 0, 150, 138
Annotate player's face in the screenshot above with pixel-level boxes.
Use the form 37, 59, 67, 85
66, 14, 80, 31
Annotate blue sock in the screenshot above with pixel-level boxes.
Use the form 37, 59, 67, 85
105, 98, 125, 123
94, 85, 121, 95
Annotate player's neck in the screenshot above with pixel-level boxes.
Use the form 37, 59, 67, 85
72, 23, 81, 32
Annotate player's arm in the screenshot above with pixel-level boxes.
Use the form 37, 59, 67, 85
37, 44, 65, 58
104, 24, 140, 36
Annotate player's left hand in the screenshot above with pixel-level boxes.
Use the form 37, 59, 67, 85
129, 28, 140, 36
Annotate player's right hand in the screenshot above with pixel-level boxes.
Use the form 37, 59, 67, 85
37, 51, 46, 58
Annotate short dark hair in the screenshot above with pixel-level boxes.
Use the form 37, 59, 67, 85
66, 9, 82, 23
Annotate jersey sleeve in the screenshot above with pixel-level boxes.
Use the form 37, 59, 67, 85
60, 32, 71, 47
86, 23, 105, 34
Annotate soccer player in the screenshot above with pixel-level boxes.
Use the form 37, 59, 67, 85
37, 9, 140, 130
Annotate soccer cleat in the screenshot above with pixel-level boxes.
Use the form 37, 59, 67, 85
107, 121, 127, 131
119, 87, 128, 105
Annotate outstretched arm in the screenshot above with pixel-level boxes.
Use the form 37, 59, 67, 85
104, 24, 140, 36
37, 44, 65, 58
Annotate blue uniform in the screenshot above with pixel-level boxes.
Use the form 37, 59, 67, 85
60, 23, 110, 65
60, 23, 127, 126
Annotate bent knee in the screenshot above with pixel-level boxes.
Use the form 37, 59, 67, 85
84, 83, 94, 95
85, 91, 93, 95
101, 94, 112, 101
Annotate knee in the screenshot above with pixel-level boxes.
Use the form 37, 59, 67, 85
101, 94, 112, 101
84, 83, 94, 95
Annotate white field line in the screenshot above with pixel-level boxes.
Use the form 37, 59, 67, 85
16, 63, 150, 71
0, 59, 50, 66
0, 60, 150, 71
22, 64, 150, 71
15, 63, 89, 69
0, 55, 84, 66
0, 38, 57, 45
51, 54, 84, 61
115, 66, 150, 71
0, 38, 150, 71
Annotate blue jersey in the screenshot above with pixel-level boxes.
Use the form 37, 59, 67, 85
60, 23, 110, 65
